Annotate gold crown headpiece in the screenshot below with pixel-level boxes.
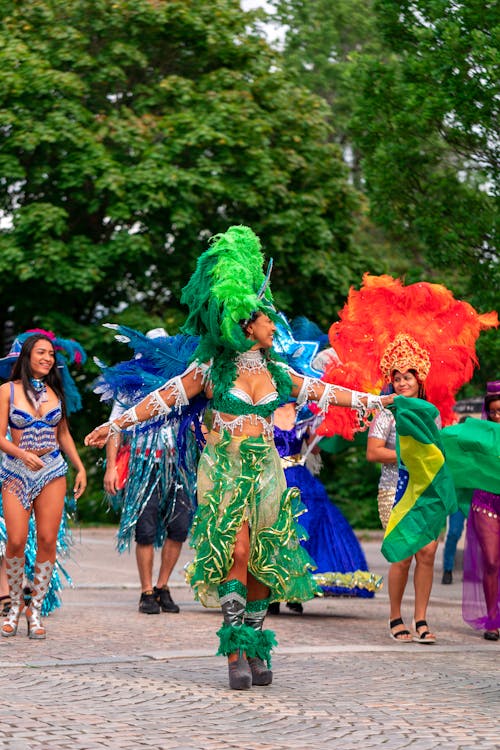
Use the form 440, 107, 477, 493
380, 333, 431, 383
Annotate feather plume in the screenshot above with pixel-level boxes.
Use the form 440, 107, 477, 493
181, 225, 278, 359
318, 273, 498, 438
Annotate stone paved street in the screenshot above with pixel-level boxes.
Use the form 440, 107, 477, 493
0, 528, 497, 749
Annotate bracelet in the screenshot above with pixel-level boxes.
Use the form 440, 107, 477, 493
350, 392, 375, 432
149, 390, 172, 417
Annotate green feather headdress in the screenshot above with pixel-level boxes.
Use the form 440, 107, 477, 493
181, 225, 277, 360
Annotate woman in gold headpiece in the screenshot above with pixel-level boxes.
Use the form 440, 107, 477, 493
317, 274, 497, 644
367, 334, 439, 643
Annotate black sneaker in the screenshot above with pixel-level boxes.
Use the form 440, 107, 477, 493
286, 601, 304, 614
267, 602, 280, 615
441, 570, 453, 585
154, 586, 180, 613
138, 590, 161, 614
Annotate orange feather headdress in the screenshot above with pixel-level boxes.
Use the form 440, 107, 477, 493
317, 273, 498, 438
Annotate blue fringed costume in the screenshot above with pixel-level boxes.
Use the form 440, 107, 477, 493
93, 327, 200, 557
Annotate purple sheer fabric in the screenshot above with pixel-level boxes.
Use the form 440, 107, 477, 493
462, 490, 500, 631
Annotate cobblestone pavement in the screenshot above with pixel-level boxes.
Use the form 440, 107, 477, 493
0, 528, 497, 750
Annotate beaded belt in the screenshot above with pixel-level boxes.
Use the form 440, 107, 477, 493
472, 503, 499, 520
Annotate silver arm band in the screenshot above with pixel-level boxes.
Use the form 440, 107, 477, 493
109, 421, 122, 436
350, 392, 384, 411
150, 390, 172, 417
168, 376, 189, 407
114, 405, 140, 429
350, 391, 365, 410
296, 376, 317, 407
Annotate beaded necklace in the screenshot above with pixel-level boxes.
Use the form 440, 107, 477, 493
235, 349, 268, 374
29, 377, 48, 408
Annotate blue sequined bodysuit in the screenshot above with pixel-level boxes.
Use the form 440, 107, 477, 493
0, 383, 68, 509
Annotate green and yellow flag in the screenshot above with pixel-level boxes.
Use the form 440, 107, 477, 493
381, 397, 457, 563
440, 418, 500, 515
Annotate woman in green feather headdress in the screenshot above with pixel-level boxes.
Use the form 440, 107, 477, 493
86, 225, 393, 690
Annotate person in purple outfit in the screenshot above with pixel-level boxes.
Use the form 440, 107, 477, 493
462, 381, 500, 641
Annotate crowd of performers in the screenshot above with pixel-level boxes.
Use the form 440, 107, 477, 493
0, 225, 499, 689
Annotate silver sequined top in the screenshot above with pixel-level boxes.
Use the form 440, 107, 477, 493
368, 409, 398, 491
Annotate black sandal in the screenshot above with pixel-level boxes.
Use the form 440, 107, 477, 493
389, 617, 412, 642
483, 629, 499, 641
412, 619, 436, 644
0, 595, 11, 617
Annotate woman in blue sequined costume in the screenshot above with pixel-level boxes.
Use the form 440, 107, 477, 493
273, 402, 381, 608
0, 329, 85, 620
0, 334, 86, 640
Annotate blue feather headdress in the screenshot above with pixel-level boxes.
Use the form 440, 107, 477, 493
94, 325, 206, 493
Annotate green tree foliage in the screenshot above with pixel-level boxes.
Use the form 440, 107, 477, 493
264, 0, 499, 527
1, 1, 497, 525
0, 0, 367, 342
269, 0, 418, 275
0, 0, 376, 519
269, 0, 499, 383
320, 447, 382, 530
345, 1, 499, 297
345, 0, 499, 381
269, 1, 380, 151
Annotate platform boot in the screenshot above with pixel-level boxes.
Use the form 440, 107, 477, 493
26, 560, 54, 639
217, 579, 256, 690
244, 597, 277, 686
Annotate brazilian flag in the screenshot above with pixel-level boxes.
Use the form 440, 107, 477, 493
381, 397, 457, 563
440, 419, 500, 515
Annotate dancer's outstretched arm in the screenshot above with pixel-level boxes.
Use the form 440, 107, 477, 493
289, 371, 394, 413
85, 364, 206, 449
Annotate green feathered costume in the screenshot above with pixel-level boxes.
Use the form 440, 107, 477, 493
181, 226, 320, 670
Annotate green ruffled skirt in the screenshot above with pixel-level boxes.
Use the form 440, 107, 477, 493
185, 430, 321, 608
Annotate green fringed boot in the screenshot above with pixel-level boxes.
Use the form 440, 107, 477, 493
217, 579, 255, 690
244, 597, 277, 686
